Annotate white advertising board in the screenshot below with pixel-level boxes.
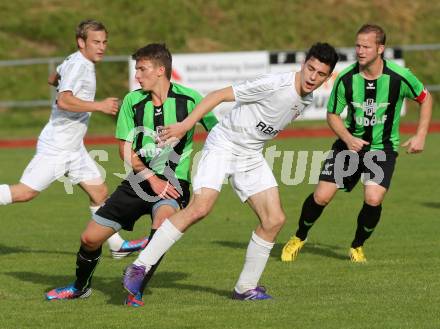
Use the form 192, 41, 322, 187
129, 50, 404, 120
129, 51, 268, 118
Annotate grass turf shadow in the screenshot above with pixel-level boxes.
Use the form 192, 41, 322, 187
213, 240, 347, 261
5, 270, 231, 305
0, 243, 76, 257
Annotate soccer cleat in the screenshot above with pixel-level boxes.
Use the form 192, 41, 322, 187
45, 283, 92, 301
123, 264, 147, 295
349, 246, 367, 263
232, 286, 272, 300
124, 292, 144, 307
110, 237, 149, 259
281, 236, 306, 262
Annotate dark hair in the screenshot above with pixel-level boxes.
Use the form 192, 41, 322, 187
357, 24, 386, 45
132, 43, 172, 80
76, 19, 107, 41
305, 42, 339, 73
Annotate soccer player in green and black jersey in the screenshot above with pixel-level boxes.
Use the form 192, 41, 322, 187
45, 43, 217, 303
282, 24, 432, 263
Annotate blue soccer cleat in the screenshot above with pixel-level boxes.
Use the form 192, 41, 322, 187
45, 283, 92, 301
123, 264, 147, 295
232, 286, 272, 300
111, 237, 149, 259
124, 292, 144, 307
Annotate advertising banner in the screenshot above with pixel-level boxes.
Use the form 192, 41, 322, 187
129, 49, 404, 120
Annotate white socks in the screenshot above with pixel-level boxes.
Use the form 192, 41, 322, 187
234, 231, 274, 294
107, 232, 125, 251
134, 219, 183, 271
0, 185, 12, 205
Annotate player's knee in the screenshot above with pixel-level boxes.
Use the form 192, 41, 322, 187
274, 212, 286, 230
80, 232, 102, 250
364, 195, 383, 207
313, 191, 331, 206
264, 212, 286, 232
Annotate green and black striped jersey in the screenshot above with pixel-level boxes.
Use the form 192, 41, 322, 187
116, 83, 218, 182
327, 60, 427, 151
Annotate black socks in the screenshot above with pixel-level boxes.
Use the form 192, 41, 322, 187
351, 202, 382, 248
295, 193, 326, 241
74, 246, 102, 290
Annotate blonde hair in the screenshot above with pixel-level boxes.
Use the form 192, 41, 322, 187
357, 24, 386, 45
76, 19, 107, 42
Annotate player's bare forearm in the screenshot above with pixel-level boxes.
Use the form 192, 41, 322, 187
327, 112, 369, 151
48, 73, 60, 87
161, 87, 234, 141
185, 87, 234, 130
327, 112, 352, 144
57, 92, 99, 112
118, 140, 180, 199
118, 140, 155, 180
416, 91, 432, 138
57, 91, 119, 115
402, 92, 433, 153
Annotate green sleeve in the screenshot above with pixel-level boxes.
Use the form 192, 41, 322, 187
199, 111, 218, 131
327, 77, 347, 115
115, 94, 135, 142
401, 68, 424, 99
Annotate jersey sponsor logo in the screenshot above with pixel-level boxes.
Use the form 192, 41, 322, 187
351, 99, 389, 126
154, 107, 163, 116
355, 115, 388, 126
256, 121, 280, 136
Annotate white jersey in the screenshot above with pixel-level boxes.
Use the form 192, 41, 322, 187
38, 51, 96, 151
206, 71, 313, 155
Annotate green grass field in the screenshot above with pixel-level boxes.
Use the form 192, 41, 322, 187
0, 134, 439, 329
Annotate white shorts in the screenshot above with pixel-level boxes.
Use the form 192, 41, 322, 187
192, 149, 277, 202
20, 145, 103, 191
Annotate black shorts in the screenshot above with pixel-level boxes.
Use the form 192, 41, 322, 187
94, 173, 190, 231
319, 140, 398, 192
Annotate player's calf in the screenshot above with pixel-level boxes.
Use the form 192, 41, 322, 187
10, 183, 39, 203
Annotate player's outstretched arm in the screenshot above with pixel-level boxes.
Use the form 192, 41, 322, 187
327, 112, 369, 152
402, 91, 433, 154
57, 91, 119, 115
161, 86, 234, 142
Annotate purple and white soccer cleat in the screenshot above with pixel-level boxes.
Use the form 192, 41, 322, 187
111, 237, 149, 259
123, 264, 147, 295
231, 286, 272, 300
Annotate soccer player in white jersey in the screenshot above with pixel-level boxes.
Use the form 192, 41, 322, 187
122, 43, 339, 302
0, 19, 146, 257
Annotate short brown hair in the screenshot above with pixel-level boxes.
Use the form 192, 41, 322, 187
132, 43, 172, 80
357, 24, 386, 45
76, 19, 107, 41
